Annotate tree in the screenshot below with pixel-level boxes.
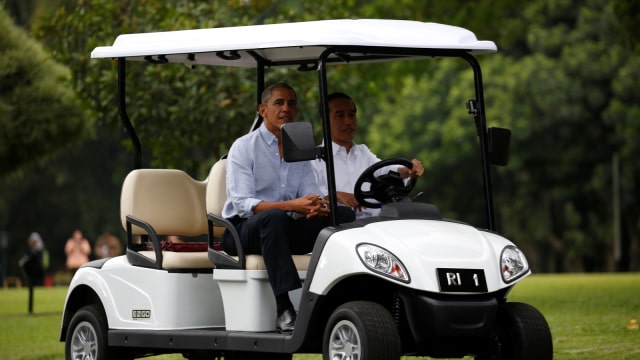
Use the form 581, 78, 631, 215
312, 0, 639, 272
1, 0, 39, 27
367, 0, 640, 272
0, 7, 91, 176
0, 7, 96, 280
2, 0, 635, 277
32, 0, 316, 176
1, 0, 321, 278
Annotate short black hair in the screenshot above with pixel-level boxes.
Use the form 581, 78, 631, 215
319, 92, 357, 116
261, 83, 296, 104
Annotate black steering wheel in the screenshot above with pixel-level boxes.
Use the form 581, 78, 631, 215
354, 158, 417, 208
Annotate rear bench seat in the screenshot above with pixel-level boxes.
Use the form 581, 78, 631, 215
120, 169, 213, 270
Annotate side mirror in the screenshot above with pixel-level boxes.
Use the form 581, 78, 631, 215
487, 127, 511, 166
281, 122, 321, 162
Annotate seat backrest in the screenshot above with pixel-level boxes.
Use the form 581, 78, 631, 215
121, 169, 208, 236
204, 158, 313, 271
206, 159, 227, 217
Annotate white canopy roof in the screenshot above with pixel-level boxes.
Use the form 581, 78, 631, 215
91, 19, 497, 67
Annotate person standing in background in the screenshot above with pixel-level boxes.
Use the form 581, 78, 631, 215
19, 232, 48, 286
18, 232, 48, 313
65, 229, 91, 275
94, 231, 122, 259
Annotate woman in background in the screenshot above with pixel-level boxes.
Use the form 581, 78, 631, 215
65, 229, 91, 275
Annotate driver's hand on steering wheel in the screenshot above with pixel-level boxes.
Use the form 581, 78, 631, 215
399, 158, 424, 179
336, 191, 364, 212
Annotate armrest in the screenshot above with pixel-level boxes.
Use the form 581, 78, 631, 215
207, 213, 245, 269
126, 215, 163, 269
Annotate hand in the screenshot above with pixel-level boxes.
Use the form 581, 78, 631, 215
291, 194, 330, 218
336, 191, 363, 212
409, 159, 424, 178
399, 159, 424, 179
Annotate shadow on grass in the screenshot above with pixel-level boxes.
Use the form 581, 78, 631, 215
1, 311, 63, 318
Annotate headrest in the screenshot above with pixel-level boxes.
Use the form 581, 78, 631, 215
120, 169, 207, 236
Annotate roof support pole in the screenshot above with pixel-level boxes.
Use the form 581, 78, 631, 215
318, 49, 338, 227
461, 53, 495, 231
118, 58, 142, 169
249, 59, 267, 132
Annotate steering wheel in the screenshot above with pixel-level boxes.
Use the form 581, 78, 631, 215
354, 158, 417, 208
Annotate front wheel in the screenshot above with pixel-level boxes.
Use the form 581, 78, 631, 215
323, 301, 401, 360
476, 302, 553, 360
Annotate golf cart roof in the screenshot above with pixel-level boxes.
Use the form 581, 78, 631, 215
91, 19, 497, 67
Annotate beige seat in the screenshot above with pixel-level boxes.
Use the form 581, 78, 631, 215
120, 169, 213, 269
205, 159, 311, 271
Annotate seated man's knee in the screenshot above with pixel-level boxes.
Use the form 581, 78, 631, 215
260, 208, 291, 225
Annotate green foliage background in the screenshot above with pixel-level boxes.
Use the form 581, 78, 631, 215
0, 0, 638, 281
0, 8, 90, 175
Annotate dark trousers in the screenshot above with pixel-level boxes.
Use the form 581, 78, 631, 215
222, 207, 355, 296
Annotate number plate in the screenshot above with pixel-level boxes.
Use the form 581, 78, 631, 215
437, 268, 488, 293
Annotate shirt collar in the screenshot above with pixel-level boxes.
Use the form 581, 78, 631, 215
258, 122, 278, 146
331, 140, 356, 156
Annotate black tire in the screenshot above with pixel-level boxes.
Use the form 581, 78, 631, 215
323, 301, 401, 360
65, 304, 107, 360
477, 302, 553, 360
65, 304, 131, 360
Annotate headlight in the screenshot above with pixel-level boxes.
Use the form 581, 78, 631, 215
356, 243, 410, 283
501, 245, 529, 283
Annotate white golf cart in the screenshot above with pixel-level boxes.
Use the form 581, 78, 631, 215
60, 19, 553, 360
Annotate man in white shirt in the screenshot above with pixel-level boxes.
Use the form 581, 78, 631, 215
312, 92, 424, 218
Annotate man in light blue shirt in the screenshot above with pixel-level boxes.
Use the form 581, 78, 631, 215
221, 83, 355, 333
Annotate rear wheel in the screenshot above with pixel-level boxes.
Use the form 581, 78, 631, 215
476, 302, 553, 360
65, 304, 131, 360
66, 304, 106, 360
323, 301, 401, 360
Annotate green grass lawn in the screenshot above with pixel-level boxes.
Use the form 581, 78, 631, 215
1, 273, 638, 359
